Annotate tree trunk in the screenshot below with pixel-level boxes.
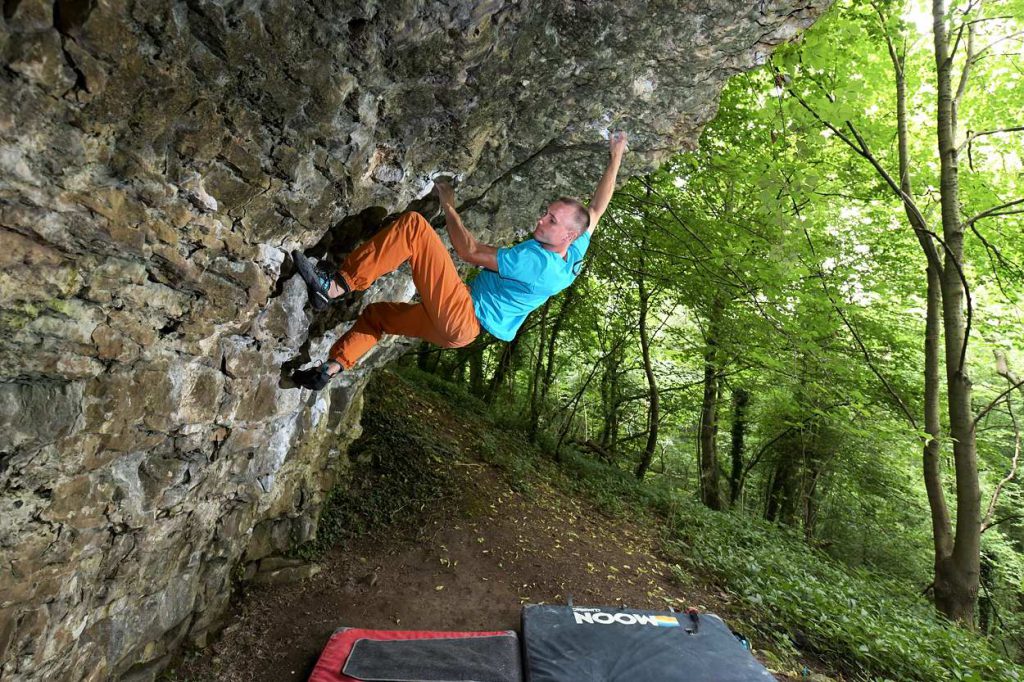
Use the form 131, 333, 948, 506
764, 471, 777, 522
528, 301, 551, 440
890, 27, 955, 593
884, 7, 968, 623
542, 279, 580, 403
553, 348, 609, 463
978, 554, 994, 634
486, 334, 521, 404
802, 453, 824, 541
728, 388, 750, 506
468, 343, 485, 396
923, 264, 954, 578
417, 342, 430, 371
932, 0, 980, 625
634, 275, 660, 481
765, 445, 800, 526
598, 345, 622, 455
697, 298, 724, 509
449, 346, 471, 383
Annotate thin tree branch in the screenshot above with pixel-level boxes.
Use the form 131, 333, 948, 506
844, 123, 950, 275
953, 22, 975, 112
741, 401, 850, 478
552, 334, 631, 419
872, 1, 903, 80
742, 427, 799, 478
949, 19, 967, 63
974, 377, 1024, 427
958, 15, 1017, 27
982, 398, 1020, 530
965, 197, 1024, 226
969, 223, 1024, 279
632, 177, 790, 337
844, 82, 973, 375
959, 125, 1024, 153
981, 515, 1024, 534
973, 29, 1024, 61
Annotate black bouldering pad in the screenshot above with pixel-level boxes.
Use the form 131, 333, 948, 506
521, 604, 775, 682
342, 633, 522, 682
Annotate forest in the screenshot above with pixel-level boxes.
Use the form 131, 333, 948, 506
412, 0, 1024, 677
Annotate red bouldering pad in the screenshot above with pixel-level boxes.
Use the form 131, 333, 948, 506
309, 627, 522, 682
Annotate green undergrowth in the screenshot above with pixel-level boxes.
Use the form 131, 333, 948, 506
392, 366, 542, 486
393, 368, 1022, 682
663, 500, 1021, 682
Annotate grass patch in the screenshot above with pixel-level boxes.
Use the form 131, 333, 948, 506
666, 498, 1020, 682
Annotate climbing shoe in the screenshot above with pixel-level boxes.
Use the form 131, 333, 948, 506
292, 250, 349, 312
291, 362, 338, 391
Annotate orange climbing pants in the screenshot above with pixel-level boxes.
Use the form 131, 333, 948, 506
329, 211, 480, 369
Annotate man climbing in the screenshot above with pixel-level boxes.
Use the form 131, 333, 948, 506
290, 131, 628, 390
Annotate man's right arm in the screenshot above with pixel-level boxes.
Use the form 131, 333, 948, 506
586, 131, 628, 235
436, 181, 499, 271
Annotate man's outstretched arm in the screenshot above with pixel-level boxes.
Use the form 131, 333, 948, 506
436, 180, 499, 271
586, 131, 628, 235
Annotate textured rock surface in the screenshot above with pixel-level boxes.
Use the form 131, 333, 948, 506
0, 1, 828, 679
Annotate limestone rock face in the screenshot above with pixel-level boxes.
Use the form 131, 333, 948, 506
0, 1, 828, 679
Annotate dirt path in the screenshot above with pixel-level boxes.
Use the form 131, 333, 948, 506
167, 372, 779, 681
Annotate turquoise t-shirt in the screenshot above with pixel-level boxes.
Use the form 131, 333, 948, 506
470, 231, 591, 341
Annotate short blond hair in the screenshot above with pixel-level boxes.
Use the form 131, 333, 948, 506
556, 197, 591, 236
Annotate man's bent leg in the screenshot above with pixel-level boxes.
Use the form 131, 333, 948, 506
329, 301, 478, 369
329, 210, 480, 369
385, 213, 478, 341
338, 212, 455, 293
344, 211, 478, 341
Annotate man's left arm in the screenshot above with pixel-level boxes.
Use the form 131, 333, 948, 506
586, 131, 628, 235
436, 180, 499, 271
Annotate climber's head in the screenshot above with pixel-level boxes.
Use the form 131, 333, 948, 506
533, 197, 590, 250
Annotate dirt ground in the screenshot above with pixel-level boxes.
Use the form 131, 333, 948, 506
166, 372, 805, 681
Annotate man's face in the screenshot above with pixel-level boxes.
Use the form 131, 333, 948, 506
533, 201, 577, 247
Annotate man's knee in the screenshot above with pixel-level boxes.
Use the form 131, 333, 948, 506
358, 303, 389, 332
440, 331, 478, 349
397, 211, 430, 230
